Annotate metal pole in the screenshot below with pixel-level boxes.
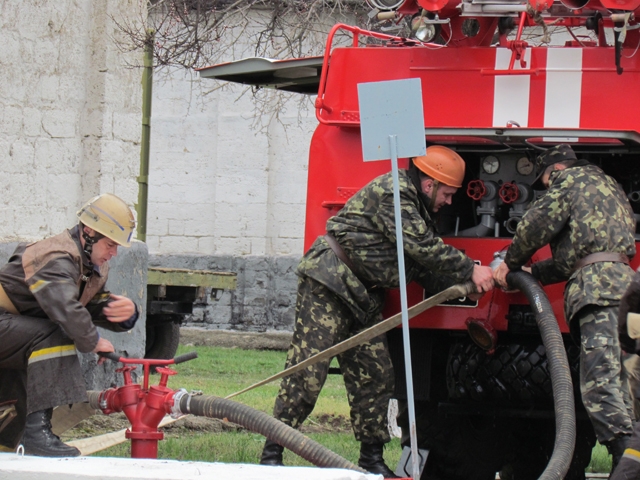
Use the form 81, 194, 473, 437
136, 30, 154, 242
389, 135, 420, 479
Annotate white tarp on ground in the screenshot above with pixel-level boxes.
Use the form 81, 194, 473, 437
0, 453, 383, 480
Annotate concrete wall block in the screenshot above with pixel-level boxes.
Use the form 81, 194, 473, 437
42, 110, 78, 138
158, 235, 199, 253
35, 75, 62, 104
46, 174, 82, 207
197, 236, 216, 253
35, 138, 82, 174
1, 105, 23, 136
22, 107, 44, 137
218, 119, 269, 162
168, 218, 185, 236
213, 203, 244, 237
12, 206, 49, 239
112, 112, 141, 143
58, 75, 88, 107
0, 210, 16, 240
145, 201, 190, 220
0, 33, 20, 66
80, 108, 106, 138
7, 138, 35, 171
269, 205, 306, 238
182, 214, 216, 237
216, 237, 252, 255
215, 174, 268, 204
271, 181, 308, 205
271, 237, 305, 256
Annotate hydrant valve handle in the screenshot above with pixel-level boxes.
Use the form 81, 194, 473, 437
98, 352, 122, 363
173, 351, 198, 364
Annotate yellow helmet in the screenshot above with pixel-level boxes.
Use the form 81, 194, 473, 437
77, 193, 135, 247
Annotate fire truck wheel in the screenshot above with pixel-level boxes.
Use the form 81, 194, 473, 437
397, 399, 505, 480
447, 341, 582, 405
145, 316, 181, 361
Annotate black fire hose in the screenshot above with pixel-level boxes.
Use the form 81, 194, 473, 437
85, 389, 365, 473
178, 394, 366, 472
507, 270, 576, 480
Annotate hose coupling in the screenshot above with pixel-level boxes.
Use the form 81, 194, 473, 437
171, 389, 189, 418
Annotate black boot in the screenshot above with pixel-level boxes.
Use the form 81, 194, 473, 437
605, 434, 631, 476
21, 409, 80, 457
260, 439, 284, 466
358, 442, 399, 478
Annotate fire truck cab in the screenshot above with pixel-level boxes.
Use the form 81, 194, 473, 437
200, 1, 640, 477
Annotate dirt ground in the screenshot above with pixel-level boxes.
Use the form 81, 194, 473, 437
179, 327, 293, 351
61, 328, 350, 442
61, 411, 351, 442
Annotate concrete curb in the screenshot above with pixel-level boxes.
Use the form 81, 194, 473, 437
180, 327, 293, 351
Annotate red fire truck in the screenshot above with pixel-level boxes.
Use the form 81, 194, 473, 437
200, 1, 640, 478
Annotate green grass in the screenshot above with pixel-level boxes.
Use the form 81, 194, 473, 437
88, 344, 611, 474
92, 344, 400, 467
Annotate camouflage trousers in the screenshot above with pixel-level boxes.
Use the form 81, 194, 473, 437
574, 305, 634, 443
272, 275, 394, 444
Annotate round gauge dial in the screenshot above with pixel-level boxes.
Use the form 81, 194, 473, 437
482, 156, 500, 175
516, 157, 534, 176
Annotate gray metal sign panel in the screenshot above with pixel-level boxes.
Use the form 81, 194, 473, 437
357, 78, 426, 162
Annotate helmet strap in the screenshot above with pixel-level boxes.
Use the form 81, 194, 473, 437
409, 160, 432, 212
428, 180, 440, 213
81, 226, 103, 266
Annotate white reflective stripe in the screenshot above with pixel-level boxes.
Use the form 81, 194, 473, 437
492, 48, 531, 128
28, 345, 77, 365
544, 48, 582, 129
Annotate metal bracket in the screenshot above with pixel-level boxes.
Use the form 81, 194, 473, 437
395, 445, 429, 478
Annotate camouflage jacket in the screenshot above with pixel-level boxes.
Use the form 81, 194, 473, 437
298, 170, 476, 324
505, 163, 636, 322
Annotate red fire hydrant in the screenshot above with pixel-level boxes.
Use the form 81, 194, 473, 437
96, 351, 198, 459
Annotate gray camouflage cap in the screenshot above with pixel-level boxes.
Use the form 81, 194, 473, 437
532, 144, 578, 189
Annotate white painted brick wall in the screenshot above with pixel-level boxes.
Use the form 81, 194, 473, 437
147, 68, 315, 256
2, 4, 343, 259
0, 0, 144, 243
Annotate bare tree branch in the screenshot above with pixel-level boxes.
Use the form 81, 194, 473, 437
114, 1, 374, 69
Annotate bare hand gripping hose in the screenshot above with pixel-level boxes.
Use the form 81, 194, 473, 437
507, 270, 576, 480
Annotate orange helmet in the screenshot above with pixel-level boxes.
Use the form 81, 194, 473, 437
412, 146, 465, 188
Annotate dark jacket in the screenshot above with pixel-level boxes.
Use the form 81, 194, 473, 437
0, 226, 135, 352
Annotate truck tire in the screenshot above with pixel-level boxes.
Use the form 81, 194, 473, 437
447, 341, 582, 406
145, 317, 181, 360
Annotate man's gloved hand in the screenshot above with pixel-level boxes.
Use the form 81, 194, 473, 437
618, 271, 640, 354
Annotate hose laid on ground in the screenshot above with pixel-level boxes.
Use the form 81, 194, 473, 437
507, 270, 576, 480
85, 390, 365, 473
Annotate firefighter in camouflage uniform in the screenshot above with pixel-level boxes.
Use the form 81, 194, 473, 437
0, 193, 139, 457
494, 144, 636, 475
260, 146, 495, 478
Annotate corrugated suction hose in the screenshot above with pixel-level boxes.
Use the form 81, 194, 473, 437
507, 270, 576, 480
